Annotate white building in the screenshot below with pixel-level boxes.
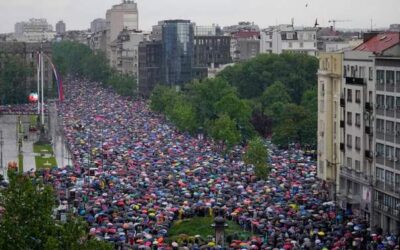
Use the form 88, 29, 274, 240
260, 25, 317, 56
106, 0, 139, 43
109, 29, 149, 77
91, 18, 107, 33
14, 18, 55, 42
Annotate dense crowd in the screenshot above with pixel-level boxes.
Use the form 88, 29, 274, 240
33, 79, 398, 249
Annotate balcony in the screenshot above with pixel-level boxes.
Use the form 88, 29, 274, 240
376, 107, 385, 116
365, 126, 372, 135
345, 77, 365, 85
376, 131, 385, 140
365, 150, 373, 160
340, 98, 345, 107
365, 102, 372, 112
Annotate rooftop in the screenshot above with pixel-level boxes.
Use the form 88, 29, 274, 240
354, 32, 400, 54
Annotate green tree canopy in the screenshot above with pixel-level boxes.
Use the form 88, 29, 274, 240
207, 114, 241, 148
243, 137, 269, 179
0, 173, 112, 250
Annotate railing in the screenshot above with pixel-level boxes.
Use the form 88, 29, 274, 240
376, 156, 384, 165
376, 108, 385, 116
386, 84, 395, 92
376, 131, 385, 140
376, 83, 385, 91
346, 77, 365, 85
386, 109, 395, 118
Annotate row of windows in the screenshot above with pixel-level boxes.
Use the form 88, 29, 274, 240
343, 65, 373, 80
376, 95, 400, 110
346, 134, 361, 150
376, 168, 400, 190
376, 143, 400, 159
346, 89, 362, 103
377, 70, 400, 85
346, 112, 361, 126
376, 119, 400, 135
375, 191, 400, 209
346, 157, 361, 171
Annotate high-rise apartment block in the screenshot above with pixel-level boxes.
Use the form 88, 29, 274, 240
14, 18, 55, 42
56, 21, 66, 34
106, 0, 139, 44
318, 32, 400, 234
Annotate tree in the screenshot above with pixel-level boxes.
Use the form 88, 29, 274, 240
168, 99, 199, 134
0, 56, 33, 105
83, 52, 110, 83
243, 137, 269, 179
0, 173, 112, 250
207, 114, 241, 148
106, 73, 137, 97
260, 81, 291, 108
150, 85, 180, 113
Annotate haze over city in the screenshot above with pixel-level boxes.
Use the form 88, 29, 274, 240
0, 0, 399, 32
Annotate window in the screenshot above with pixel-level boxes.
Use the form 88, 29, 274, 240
355, 160, 361, 171
300, 42, 304, 48
359, 67, 365, 78
355, 113, 361, 127
355, 90, 361, 103
321, 83, 325, 96
377, 70, 385, 84
369, 67, 373, 80
386, 96, 395, 110
385, 171, 394, 186
386, 146, 394, 159
347, 112, 352, 125
355, 137, 361, 150
347, 134, 352, 148
396, 71, 400, 85
386, 71, 395, 85
286, 33, 293, 39
344, 66, 347, 77
376, 168, 384, 182
377, 119, 385, 132
347, 89, 352, 102
395, 174, 400, 190
396, 123, 400, 136
376, 143, 385, 157
386, 121, 395, 135
376, 94, 385, 108
288, 42, 293, 48
347, 157, 352, 168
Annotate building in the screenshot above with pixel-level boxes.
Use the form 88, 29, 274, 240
106, 0, 139, 45
161, 20, 204, 88
89, 30, 108, 52
14, 18, 55, 42
138, 41, 162, 96
56, 21, 66, 34
194, 35, 231, 69
91, 18, 107, 33
338, 50, 375, 222
138, 20, 210, 96
223, 22, 259, 34
60, 30, 91, 45
318, 32, 400, 234
109, 29, 148, 77
260, 25, 317, 56
0, 42, 53, 101
352, 33, 400, 233
317, 52, 343, 202
230, 31, 260, 62
195, 24, 223, 36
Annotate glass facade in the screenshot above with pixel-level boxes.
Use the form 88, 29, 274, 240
162, 20, 195, 87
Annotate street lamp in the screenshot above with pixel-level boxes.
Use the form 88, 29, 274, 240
0, 130, 4, 178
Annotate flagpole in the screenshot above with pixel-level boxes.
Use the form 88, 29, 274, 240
41, 50, 45, 125
37, 52, 41, 115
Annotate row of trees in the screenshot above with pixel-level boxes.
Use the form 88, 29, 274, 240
150, 78, 255, 147
150, 53, 318, 148
0, 56, 34, 105
52, 41, 137, 97
0, 173, 112, 250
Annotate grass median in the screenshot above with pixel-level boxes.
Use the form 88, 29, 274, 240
33, 143, 57, 170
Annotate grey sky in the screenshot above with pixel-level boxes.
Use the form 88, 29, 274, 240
0, 0, 398, 33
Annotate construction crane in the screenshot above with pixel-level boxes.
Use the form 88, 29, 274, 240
328, 19, 351, 30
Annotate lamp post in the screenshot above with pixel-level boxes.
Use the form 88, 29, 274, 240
0, 130, 4, 178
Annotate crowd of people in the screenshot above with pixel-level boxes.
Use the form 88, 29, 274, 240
32, 79, 398, 249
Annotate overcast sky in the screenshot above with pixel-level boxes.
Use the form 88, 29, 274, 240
0, 0, 399, 33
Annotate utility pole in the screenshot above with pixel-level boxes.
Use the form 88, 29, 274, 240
0, 130, 4, 178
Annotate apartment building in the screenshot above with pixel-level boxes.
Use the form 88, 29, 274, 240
318, 32, 400, 234
317, 52, 343, 199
